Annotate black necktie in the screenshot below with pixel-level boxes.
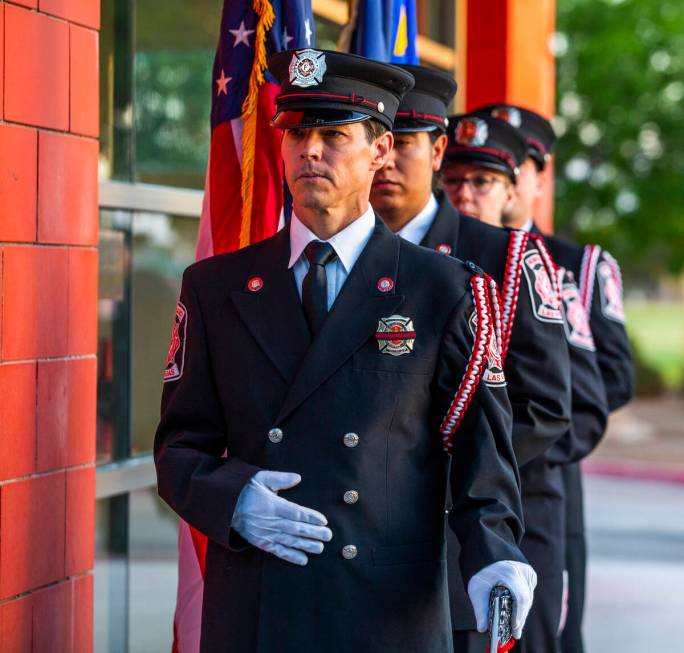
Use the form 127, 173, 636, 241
302, 241, 338, 336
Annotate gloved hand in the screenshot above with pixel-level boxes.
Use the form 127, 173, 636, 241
231, 471, 333, 566
468, 560, 537, 639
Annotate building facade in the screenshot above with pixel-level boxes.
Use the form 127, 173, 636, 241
0, 0, 554, 650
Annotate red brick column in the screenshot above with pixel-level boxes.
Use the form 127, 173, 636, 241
0, 1, 99, 650
460, 0, 556, 231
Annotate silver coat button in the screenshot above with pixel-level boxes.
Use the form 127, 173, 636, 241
268, 428, 283, 443
343, 433, 359, 448
343, 490, 359, 505
342, 545, 358, 560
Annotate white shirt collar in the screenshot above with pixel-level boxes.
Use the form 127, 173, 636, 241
396, 194, 439, 246
288, 205, 376, 272
521, 218, 534, 233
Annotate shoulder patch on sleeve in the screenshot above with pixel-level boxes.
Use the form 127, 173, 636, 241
559, 269, 596, 351
164, 301, 188, 383
597, 252, 626, 323
522, 242, 563, 324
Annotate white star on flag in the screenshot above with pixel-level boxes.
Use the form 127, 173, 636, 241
283, 26, 293, 48
304, 18, 313, 46
229, 21, 255, 47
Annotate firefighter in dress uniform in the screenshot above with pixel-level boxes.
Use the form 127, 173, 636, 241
438, 111, 599, 653
154, 50, 536, 653
368, 66, 575, 652
480, 103, 633, 653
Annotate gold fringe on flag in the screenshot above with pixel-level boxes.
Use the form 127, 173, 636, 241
239, 0, 276, 248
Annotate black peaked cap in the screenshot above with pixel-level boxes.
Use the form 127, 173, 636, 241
268, 49, 415, 130
477, 104, 556, 169
393, 64, 457, 132
444, 113, 528, 181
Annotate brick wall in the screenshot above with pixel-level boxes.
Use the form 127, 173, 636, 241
0, 1, 99, 650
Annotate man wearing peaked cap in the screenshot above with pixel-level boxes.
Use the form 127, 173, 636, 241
268, 48, 415, 130
155, 49, 530, 653
482, 103, 633, 653
440, 110, 583, 653
371, 72, 573, 653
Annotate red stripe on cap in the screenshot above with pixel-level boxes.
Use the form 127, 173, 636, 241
278, 92, 379, 109
446, 145, 516, 171
527, 136, 547, 156
395, 110, 444, 123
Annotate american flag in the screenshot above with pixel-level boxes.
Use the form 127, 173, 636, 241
173, 1, 314, 650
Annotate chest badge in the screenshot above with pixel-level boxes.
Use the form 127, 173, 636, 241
375, 315, 416, 356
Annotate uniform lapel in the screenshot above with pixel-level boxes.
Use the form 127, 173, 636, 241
420, 194, 461, 252
275, 218, 404, 425
230, 226, 311, 384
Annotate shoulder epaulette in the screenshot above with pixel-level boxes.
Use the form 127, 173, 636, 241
439, 265, 502, 454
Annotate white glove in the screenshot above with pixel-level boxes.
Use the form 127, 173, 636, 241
231, 471, 333, 566
468, 560, 537, 639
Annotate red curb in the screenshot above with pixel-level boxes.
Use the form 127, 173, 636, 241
583, 458, 684, 486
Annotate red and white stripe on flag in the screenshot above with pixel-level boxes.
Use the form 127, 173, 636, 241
173, 0, 315, 648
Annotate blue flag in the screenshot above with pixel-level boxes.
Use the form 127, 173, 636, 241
348, 0, 418, 64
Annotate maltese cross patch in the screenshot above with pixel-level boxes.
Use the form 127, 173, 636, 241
375, 315, 416, 356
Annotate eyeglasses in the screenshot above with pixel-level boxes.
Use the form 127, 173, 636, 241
440, 174, 507, 196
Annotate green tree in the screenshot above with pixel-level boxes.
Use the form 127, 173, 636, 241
555, 0, 684, 282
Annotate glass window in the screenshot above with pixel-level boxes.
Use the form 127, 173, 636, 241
95, 490, 179, 653
98, 210, 133, 464
134, 0, 223, 189
131, 213, 198, 456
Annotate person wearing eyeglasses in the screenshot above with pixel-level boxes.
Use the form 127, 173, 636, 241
477, 103, 631, 653
371, 72, 572, 653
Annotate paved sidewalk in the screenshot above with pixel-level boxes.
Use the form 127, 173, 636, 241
588, 395, 684, 471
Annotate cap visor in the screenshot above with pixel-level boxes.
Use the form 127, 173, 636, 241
443, 150, 515, 181
271, 109, 371, 129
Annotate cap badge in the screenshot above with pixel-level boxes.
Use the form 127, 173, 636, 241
455, 117, 488, 147
375, 315, 416, 356
289, 49, 327, 88
377, 277, 394, 292
492, 106, 522, 128
435, 244, 452, 255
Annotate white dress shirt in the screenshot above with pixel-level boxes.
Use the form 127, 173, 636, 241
521, 218, 534, 233
288, 205, 376, 310
395, 194, 439, 246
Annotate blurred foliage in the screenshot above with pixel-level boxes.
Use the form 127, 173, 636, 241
625, 300, 684, 390
630, 337, 667, 397
554, 0, 684, 282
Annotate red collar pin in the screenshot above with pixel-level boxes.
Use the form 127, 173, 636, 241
377, 277, 394, 293
247, 277, 264, 292
436, 244, 452, 255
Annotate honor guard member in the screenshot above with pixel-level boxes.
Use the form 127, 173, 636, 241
369, 67, 571, 652
483, 103, 633, 653
439, 112, 577, 653
154, 50, 536, 653
480, 104, 608, 651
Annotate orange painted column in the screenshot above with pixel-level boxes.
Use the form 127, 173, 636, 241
461, 0, 556, 232
0, 1, 99, 650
